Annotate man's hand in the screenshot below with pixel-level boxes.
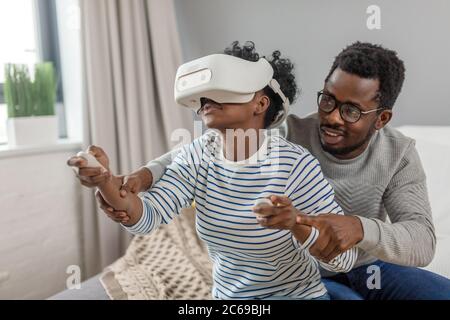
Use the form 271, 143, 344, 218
118, 168, 153, 198
96, 189, 130, 224
252, 195, 297, 230
296, 214, 364, 262
96, 170, 153, 224
96, 174, 139, 224
67, 145, 111, 188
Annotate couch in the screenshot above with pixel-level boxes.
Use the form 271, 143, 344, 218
396, 126, 450, 279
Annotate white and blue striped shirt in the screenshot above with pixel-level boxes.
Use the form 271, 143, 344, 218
125, 131, 356, 299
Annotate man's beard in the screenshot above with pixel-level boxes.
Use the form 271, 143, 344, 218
320, 125, 376, 157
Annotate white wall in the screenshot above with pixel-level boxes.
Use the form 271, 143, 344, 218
174, 0, 450, 126
0, 145, 83, 299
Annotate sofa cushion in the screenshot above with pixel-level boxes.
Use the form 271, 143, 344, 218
396, 126, 450, 235
397, 126, 450, 278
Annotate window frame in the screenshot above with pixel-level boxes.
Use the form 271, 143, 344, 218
0, 0, 64, 104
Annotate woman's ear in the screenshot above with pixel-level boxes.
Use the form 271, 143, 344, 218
254, 93, 270, 116
375, 109, 393, 130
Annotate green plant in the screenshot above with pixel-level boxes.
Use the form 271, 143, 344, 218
33, 63, 57, 116
4, 62, 57, 118
4, 64, 33, 117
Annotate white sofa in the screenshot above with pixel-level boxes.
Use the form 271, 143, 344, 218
397, 126, 450, 278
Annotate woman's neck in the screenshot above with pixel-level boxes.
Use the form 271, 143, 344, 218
220, 128, 265, 162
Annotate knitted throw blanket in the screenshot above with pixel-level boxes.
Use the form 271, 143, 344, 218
100, 207, 213, 300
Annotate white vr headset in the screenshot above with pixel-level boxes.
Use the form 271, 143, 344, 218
174, 54, 290, 128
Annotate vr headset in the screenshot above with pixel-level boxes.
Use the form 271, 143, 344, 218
174, 54, 290, 128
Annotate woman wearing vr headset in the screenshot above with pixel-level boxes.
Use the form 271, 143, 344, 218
68, 41, 356, 300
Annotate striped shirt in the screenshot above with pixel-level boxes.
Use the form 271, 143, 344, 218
125, 131, 357, 299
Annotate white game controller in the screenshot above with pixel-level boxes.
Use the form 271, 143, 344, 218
254, 198, 273, 207
254, 198, 274, 218
73, 151, 107, 173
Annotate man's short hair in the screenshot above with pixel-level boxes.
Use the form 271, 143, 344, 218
325, 42, 406, 110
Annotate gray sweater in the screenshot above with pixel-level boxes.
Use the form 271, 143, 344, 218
145, 113, 436, 271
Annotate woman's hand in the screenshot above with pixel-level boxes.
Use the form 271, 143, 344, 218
67, 145, 111, 187
252, 195, 298, 230
253, 195, 313, 244
67, 146, 153, 226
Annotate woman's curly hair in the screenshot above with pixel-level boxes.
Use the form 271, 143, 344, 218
223, 41, 298, 127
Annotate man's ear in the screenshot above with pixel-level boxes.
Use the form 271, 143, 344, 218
375, 109, 393, 130
254, 93, 270, 116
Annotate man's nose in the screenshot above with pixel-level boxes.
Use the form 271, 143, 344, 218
326, 106, 345, 126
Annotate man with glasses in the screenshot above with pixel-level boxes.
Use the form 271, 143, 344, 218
75, 42, 450, 299
284, 42, 450, 299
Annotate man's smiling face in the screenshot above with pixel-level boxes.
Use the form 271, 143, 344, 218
318, 68, 387, 159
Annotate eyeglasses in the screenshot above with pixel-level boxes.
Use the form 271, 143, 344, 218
317, 91, 384, 123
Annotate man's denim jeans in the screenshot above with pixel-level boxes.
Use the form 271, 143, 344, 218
322, 260, 450, 300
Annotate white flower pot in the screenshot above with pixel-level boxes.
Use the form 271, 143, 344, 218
7, 115, 58, 147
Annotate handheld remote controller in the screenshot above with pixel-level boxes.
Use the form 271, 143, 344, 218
254, 198, 274, 218
254, 198, 273, 207
73, 151, 107, 174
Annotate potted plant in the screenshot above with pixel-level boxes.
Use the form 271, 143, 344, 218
4, 62, 58, 146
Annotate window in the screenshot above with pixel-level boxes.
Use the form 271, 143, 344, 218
0, 0, 65, 144
0, 0, 38, 82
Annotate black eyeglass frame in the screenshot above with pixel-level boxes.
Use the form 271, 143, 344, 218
317, 90, 385, 123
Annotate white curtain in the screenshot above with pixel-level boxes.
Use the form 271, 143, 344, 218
79, 0, 192, 278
